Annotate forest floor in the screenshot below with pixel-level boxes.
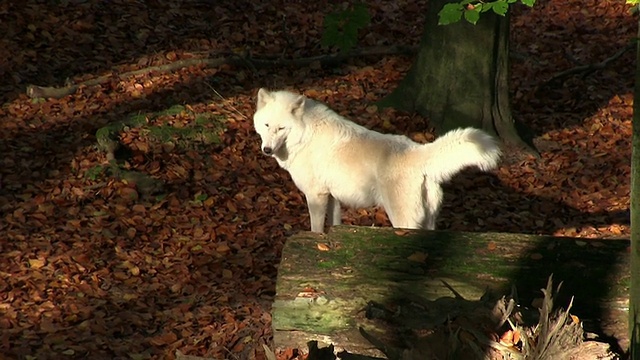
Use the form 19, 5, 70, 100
0, 0, 636, 359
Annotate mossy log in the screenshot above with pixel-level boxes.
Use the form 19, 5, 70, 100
272, 226, 630, 356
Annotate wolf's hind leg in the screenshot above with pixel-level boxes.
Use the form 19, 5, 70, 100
306, 193, 329, 233
327, 195, 341, 227
423, 180, 443, 230
381, 177, 424, 230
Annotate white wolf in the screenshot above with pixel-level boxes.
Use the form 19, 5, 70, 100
253, 88, 501, 233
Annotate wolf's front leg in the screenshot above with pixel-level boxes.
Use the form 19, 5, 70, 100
327, 195, 341, 227
306, 193, 329, 233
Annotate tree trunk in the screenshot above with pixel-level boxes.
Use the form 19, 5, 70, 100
629, 5, 640, 358
380, 0, 536, 153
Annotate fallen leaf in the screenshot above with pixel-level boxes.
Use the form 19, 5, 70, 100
316, 243, 330, 251
149, 331, 178, 346
499, 329, 514, 346
28, 258, 46, 269
529, 253, 543, 260
222, 269, 233, 279
407, 251, 428, 263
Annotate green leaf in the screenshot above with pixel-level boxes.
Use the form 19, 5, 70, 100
438, 3, 464, 25
194, 193, 208, 202
321, 3, 370, 52
480, 3, 493, 12
321, 13, 341, 47
84, 165, 105, 181
627, 0, 640, 4
159, 104, 186, 116
492, 1, 509, 16
520, 0, 536, 6
126, 114, 147, 127
323, 12, 340, 29
349, 3, 371, 28
464, 8, 481, 24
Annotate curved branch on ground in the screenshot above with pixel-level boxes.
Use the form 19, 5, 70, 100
542, 41, 636, 87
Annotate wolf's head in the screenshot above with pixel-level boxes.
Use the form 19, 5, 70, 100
253, 88, 306, 158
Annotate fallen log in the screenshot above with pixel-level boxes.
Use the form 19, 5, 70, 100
272, 226, 629, 357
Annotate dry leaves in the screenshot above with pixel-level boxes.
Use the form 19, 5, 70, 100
0, 0, 635, 359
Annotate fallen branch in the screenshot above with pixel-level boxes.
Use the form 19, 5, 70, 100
27, 57, 230, 99
26, 46, 417, 99
542, 41, 636, 86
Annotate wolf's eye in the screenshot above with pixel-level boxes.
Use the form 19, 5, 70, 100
278, 127, 285, 131
265, 124, 269, 128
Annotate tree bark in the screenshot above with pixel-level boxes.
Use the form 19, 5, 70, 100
629, 5, 640, 359
380, 0, 536, 154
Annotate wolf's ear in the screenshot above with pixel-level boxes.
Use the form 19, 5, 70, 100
290, 95, 306, 117
256, 88, 272, 110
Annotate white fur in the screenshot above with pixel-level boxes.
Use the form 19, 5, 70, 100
253, 88, 502, 233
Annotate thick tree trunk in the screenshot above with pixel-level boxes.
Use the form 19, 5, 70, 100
629, 6, 640, 358
380, 0, 536, 153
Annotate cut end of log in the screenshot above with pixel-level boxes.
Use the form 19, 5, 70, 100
26, 84, 79, 99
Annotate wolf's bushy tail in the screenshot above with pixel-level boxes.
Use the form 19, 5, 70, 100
421, 128, 501, 184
